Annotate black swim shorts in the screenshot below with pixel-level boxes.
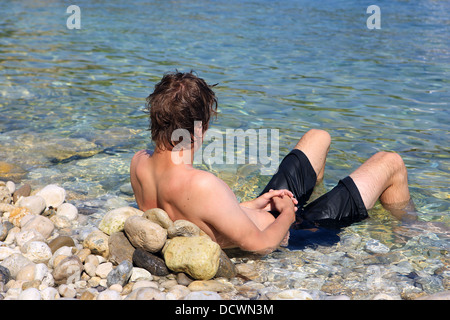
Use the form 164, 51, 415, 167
260, 149, 368, 229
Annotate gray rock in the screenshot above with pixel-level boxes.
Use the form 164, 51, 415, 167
107, 260, 133, 287
108, 231, 135, 265
52, 255, 83, 285
132, 248, 169, 276
365, 239, 390, 254
0, 253, 32, 278
0, 265, 11, 284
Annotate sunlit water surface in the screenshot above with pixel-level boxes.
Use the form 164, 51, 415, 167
1, 1, 448, 255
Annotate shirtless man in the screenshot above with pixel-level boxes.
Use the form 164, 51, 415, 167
130, 71, 412, 254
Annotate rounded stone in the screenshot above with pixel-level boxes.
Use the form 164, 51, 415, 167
56, 203, 78, 221
97, 289, 121, 300
270, 289, 313, 300
132, 248, 169, 276
48, 236, 76, 254
0, 265, 11, 284
143, 208, 174, 229
21, 215, 55, 239
106, 260, 133, 287
12, 183, 31, 203
163, 236, 221, 280
365, 239, 390, 254
108, 231, 135, 265
22, 241, 53, 264
40, 287, 60, 300
18, 287, 41, 300
52, 255, 83, 285
184, 291, 222, 300
124, 215, 167, 253
16, 263, 36, 281
36, 184, 66, 208
16, 195, 46, 215
98, 206, 143, 235
125, 287, 166, 300
0, 253, 32, 278
82, 230, 110, 258
8, 207, 33, 227
167, 219, 202, 238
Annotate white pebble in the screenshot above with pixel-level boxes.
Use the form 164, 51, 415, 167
36, 184, 66, 208
97, 289, 122, 300
6, 181, 15, 194
41, 287, 60, 300
58, 284, 77, 298
18, 288, 41, 300
96, 262, 113, 279
57, 203, 78, 221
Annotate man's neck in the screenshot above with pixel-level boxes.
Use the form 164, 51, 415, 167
153, 145, 195, 169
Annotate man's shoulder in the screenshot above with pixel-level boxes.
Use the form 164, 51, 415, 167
189, 169, 223, 188
132, 149, 153, 162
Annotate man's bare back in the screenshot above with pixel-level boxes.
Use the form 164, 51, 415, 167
132, 71, 413, 254
130, 148, 296, 254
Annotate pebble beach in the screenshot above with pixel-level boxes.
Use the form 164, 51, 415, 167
1, 179, 449, 301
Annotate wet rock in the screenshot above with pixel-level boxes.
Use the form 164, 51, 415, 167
365, 239, 390, 254
270, 289, 313, 300
188, 280, 234, 293
215, 250, 237, 279
416, 290, 450, 300
184, 291, 222, 300
132, 248, 169, 276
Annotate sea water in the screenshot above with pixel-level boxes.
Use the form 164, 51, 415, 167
0, 0, 449, 292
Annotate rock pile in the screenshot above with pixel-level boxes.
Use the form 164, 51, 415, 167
1, 180, 449, 300
0, 181, 237, 300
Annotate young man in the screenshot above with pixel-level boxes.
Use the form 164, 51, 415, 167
130, 71, 412, 254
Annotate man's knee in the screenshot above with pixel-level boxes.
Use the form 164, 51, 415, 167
376, 151, 407, 176
298, 129, 331, 147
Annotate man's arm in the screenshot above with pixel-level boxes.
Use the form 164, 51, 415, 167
184, 171, 295, 254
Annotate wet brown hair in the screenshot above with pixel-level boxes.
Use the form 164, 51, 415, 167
146, 71, 218, 150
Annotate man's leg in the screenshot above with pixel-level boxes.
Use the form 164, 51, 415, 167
349, 151, 413, 220
294, 129, 331, 182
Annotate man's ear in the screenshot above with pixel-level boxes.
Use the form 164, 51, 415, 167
193, 121, 204, 140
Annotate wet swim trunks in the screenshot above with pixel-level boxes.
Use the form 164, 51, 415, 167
260, 149, 368, 229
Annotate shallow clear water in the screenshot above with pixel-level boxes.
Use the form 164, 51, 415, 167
1, 0, 449, 247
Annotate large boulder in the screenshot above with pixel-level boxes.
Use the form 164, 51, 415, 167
163, 236, 221, 280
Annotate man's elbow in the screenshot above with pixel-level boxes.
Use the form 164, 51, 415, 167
238, 238, 278, 255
